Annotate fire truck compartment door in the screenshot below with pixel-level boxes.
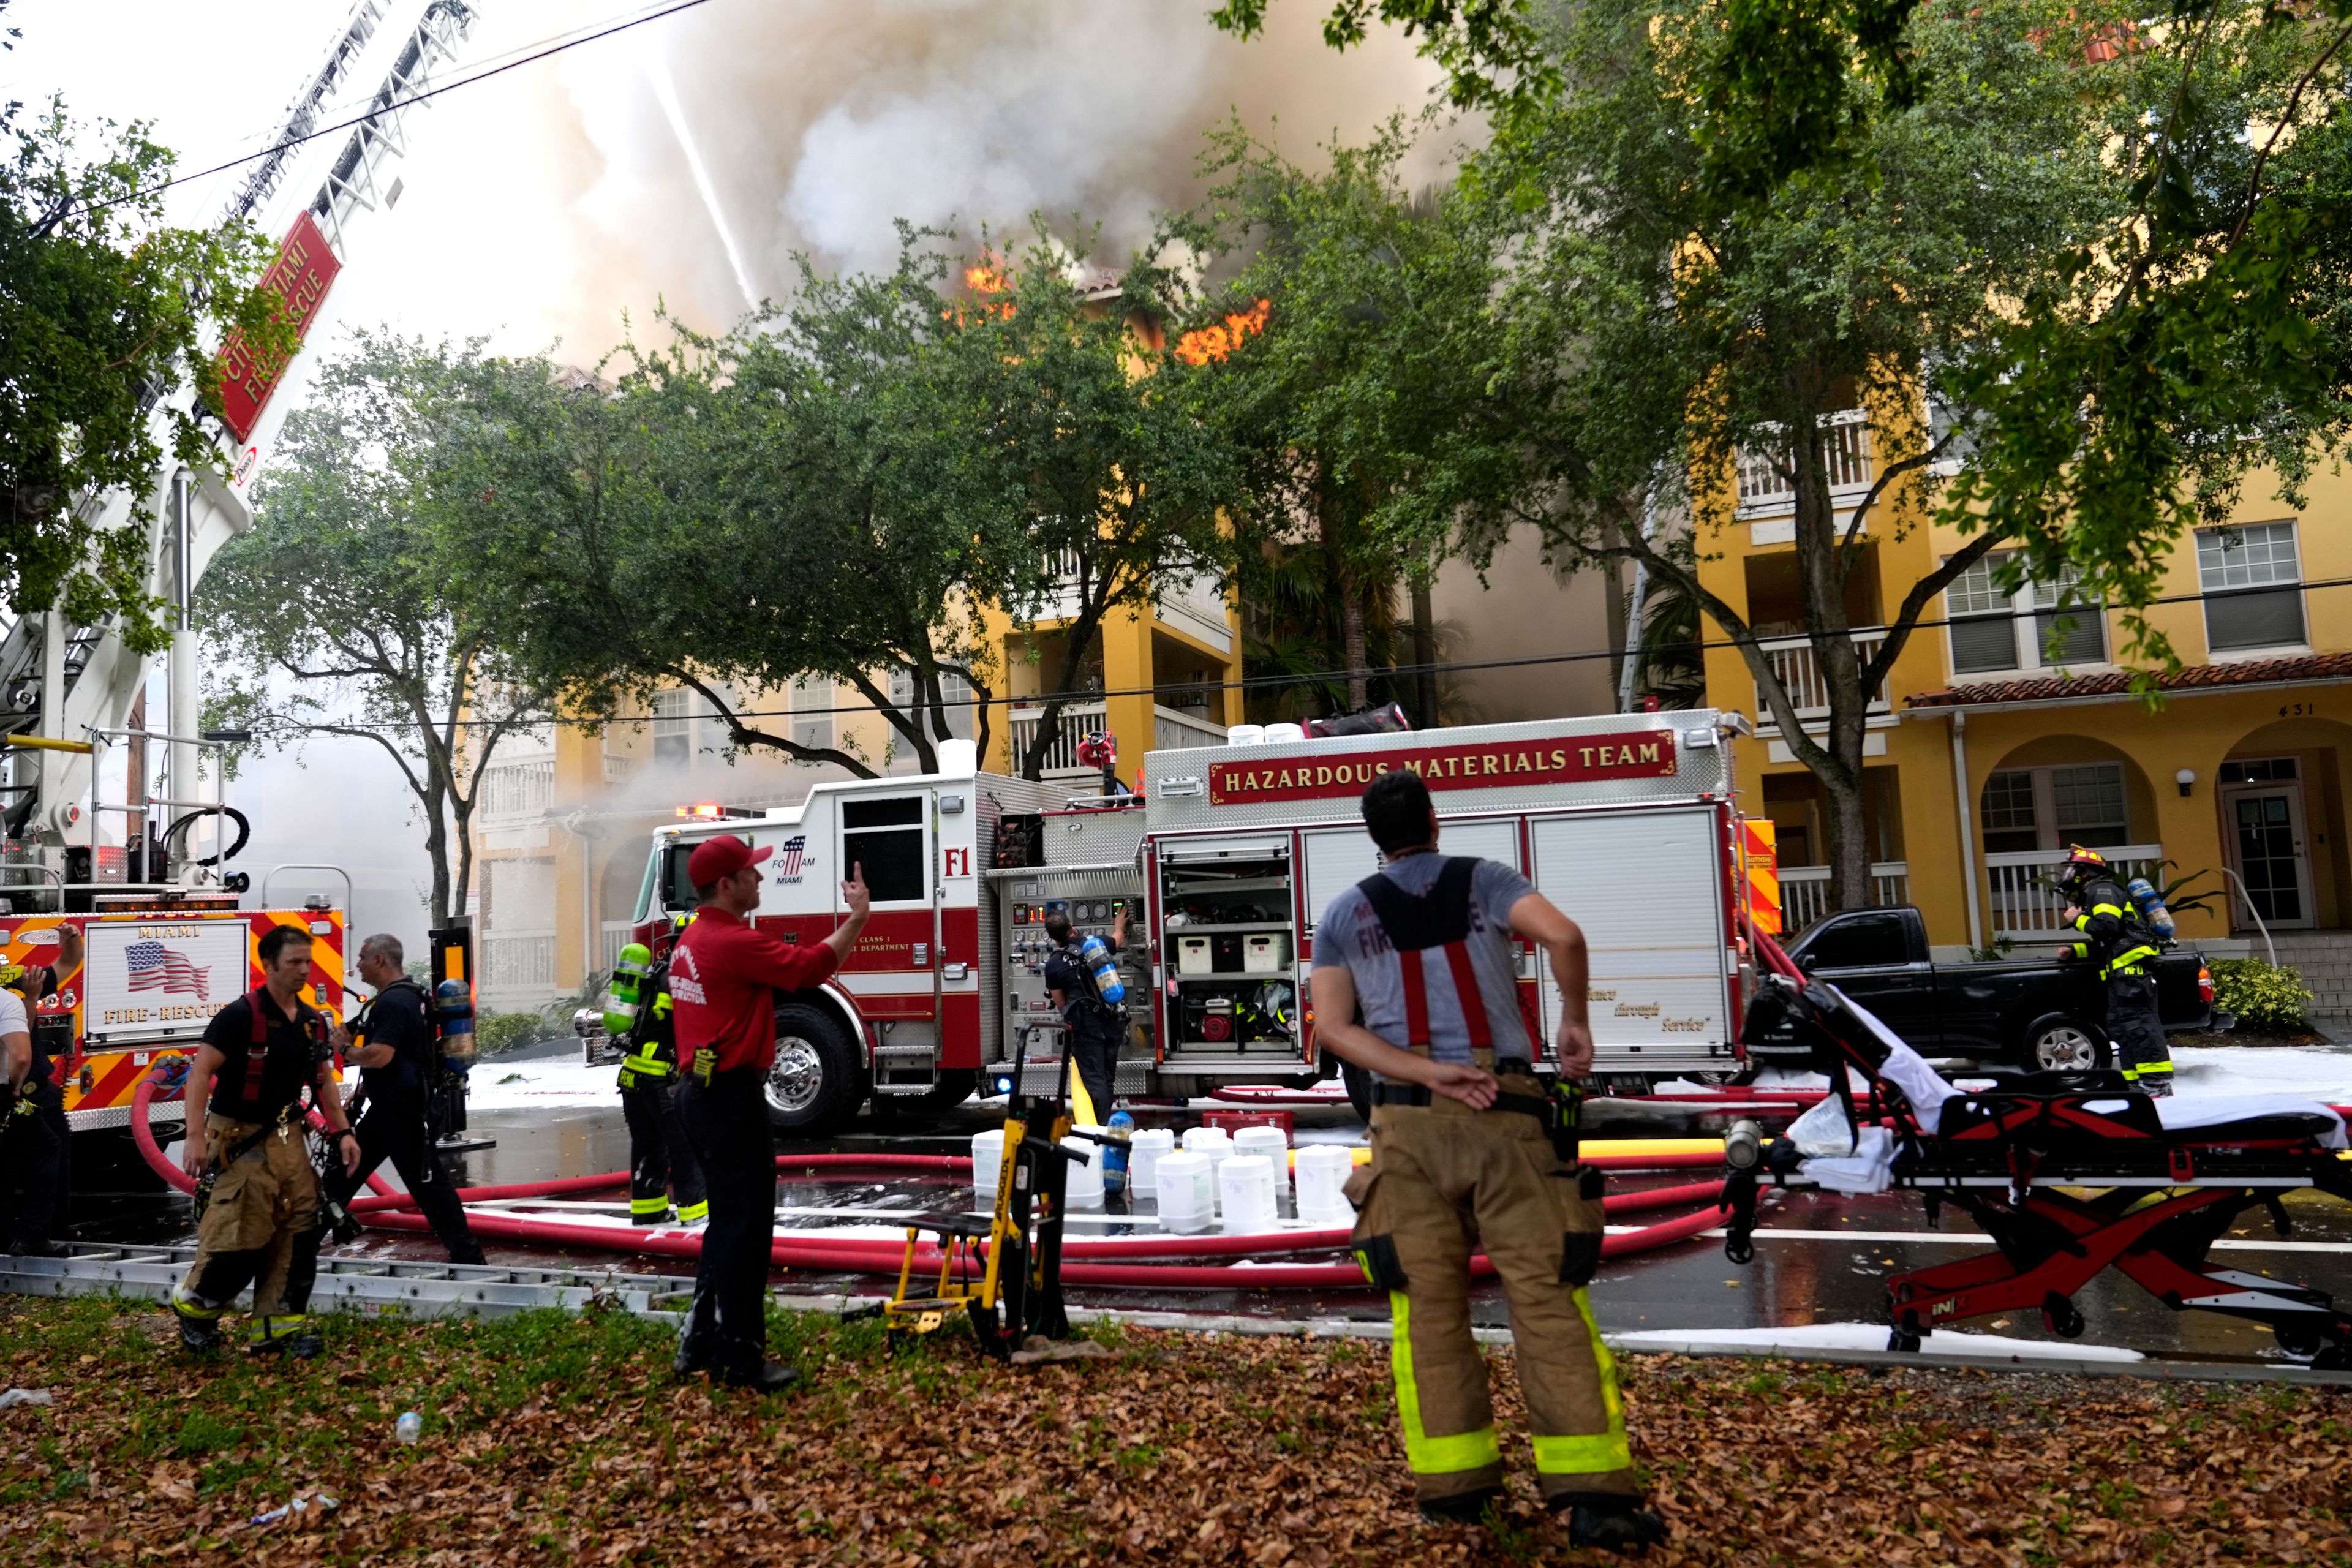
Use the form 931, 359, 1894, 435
1300, 818, 1521, 934
837, 794, 939, 1017
1528, 808, 1730, 1063
83, 919, 252, 1044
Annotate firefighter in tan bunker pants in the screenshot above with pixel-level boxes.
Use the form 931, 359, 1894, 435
1310, 771, 1666, 1552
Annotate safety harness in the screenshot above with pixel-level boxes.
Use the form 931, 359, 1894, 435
2068, 873, 2163, 979
1354, 857, 1494, 1056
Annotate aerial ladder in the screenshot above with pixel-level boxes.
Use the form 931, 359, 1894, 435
0, 1, 483, 1131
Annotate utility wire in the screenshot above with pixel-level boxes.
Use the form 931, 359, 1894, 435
220, 571, 2352, 732
72, 0, 723, 220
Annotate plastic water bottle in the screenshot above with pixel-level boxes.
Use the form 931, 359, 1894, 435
1079, 933, 1126, 1005
395, 1412, 423, 1445
1102, 1110, 1134, 1196
2125, 876, 2177, 940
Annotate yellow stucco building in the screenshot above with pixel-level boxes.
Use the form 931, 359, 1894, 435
1703, 412, 2352, 1007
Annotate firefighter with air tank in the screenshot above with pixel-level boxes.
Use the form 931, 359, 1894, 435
1308, 769, 1666, 1552
2059, 845, 2175, 1095
605, 930, 707, 1226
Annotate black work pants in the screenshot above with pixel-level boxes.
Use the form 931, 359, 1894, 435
674, 1068, 777, 1374
1067, 1019, 1121, 1123
2, 1082, 64, 1251
622, 1078, 707, 1222
326, 1089, 483, 1264
2106, 971, 2173, 1095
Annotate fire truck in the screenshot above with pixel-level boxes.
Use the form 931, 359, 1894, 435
599, 710, 1768, 1134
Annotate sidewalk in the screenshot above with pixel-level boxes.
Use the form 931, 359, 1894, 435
2, 1296, 2346, 1565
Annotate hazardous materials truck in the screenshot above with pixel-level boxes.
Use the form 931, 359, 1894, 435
598, 710, 1765, 1135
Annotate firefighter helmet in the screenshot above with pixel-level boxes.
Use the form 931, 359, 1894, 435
2057, 845, 2108, 894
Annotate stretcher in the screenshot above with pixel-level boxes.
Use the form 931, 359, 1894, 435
1720, 940, 2352, 1368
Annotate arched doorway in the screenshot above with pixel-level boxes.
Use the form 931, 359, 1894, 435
2219, 717, 2352, 932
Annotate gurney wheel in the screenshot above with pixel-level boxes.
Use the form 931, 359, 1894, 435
2313, 1345, 2350, 1372
1724, 1236, 1754, 1265
2272, 1324, 2324, 1364
2046, 1300, 2085, 1340
1887, 1329, 1921, 1354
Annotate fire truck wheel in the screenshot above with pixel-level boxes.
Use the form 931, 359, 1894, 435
1341, 1061, 1373, 1125
766, 1003, 863, 1135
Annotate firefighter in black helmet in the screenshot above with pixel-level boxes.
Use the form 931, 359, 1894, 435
2058, 846, 2173, 1095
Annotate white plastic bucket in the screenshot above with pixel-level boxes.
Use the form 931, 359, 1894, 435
1062, 1135, 1106, 1210
1218, 1155, 1279, 1235
1262, 722, 1306, 744
970, 1129, 1006, 1199
1155, 1152, 1217, 1235
1232, 1125, 1290, 1188
1182, 1126, 1234, 1211
1129, 1126, 1177, 1196
1224, 723, 1266, 746
1294, 1145, 1358, 1226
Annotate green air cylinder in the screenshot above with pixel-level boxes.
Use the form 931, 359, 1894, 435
603, 943, 652, 1036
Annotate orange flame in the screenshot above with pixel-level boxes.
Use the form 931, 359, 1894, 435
1175, 299, 1270, 366
945, 255, 1016, 325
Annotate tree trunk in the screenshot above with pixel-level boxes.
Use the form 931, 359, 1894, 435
1787, 401, 1875, 912
423, 780, 452, 931
1341, 593, 1369, 712
1410, 576, 1437, 728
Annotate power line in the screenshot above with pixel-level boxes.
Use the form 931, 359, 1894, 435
222, 571, 2352, 733
75, 0, 724, 220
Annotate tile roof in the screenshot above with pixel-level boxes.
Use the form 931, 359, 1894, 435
1905, 650, 2352, 708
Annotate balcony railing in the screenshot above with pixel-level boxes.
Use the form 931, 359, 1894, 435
481, 932, 556, 998
1779, 862, 1910, 934
1986, 845, 2163, 937
1736, 409, 1874, 511
1153, 704, 1227, 753
600, 920, 637, 981
1754, 630, 1889, 726
1007, 701, 1109, 778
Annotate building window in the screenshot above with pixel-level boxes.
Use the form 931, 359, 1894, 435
1980, 762, 2131, 853
1944, 553, 2106, 676
2220, 756, 2298, 784
650, 688, 691, 765
2198, 521, 2305, 652
889, 667, 974, 742
791, 676, 834, 755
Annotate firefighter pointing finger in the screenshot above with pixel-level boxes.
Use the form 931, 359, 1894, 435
1307, 771, 1665, 1553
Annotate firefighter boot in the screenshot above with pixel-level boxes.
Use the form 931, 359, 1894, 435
1564, 1497, 1670, 1556
248, 1314, 323, 1360
1417, 1488, 1502, 1526
718, 1359, 801, 1393
168, 1286, 224, 1353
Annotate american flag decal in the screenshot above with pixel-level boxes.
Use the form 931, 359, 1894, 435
126, 940, 210, 1001
775, 835, 807, 876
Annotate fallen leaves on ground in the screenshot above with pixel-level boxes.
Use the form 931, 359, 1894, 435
1, 1295, 2347, 1565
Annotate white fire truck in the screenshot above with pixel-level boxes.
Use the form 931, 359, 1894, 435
600, 710, 1765, 1134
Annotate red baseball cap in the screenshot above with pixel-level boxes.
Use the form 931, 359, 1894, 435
687, 834, 771, 887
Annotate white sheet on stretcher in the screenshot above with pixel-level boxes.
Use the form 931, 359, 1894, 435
1793, 989, 2350, 1191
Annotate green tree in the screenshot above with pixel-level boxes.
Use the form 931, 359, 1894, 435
1161, 123, 1515, 723
199, 336, 555, 928
1, 92, 295, 642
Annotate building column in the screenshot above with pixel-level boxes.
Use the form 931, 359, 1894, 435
1101, 606, 1154, 793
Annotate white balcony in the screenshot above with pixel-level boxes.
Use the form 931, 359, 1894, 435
1153, 704, 1227, 753
480, 930, 556, 1005
600, 919, 637, 980
1155, 569, 1232, 652
1753, 630, 1890, 728
1986, 845, 2163, 938
1779, 862, 1910, 934
1736, 409, 1874, 514
1008, 701, 1109, 779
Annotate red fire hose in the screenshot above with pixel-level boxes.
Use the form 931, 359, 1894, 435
130, 1074, 1732, 1286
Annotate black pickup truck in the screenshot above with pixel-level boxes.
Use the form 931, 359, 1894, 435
1754, 905, 2223, 1072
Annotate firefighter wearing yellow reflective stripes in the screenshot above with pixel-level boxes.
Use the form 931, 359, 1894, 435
2059, 845, 2173, 1097
610, 940, 707, 1225
1308, 772, 1665, 1553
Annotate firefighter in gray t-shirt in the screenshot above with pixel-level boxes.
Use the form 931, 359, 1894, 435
1310, 769, 1664, 1551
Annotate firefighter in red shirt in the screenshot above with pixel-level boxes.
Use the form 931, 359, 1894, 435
669, 834, 871, 1389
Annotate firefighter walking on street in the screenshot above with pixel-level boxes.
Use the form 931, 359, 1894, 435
615, 935, 707, 1226
1308, 771, 1665, 1552
169, 925, 361, 1357
669, 834, 869, 1390
2059, 845, 2173, 1095
325, 935, 484, 1264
